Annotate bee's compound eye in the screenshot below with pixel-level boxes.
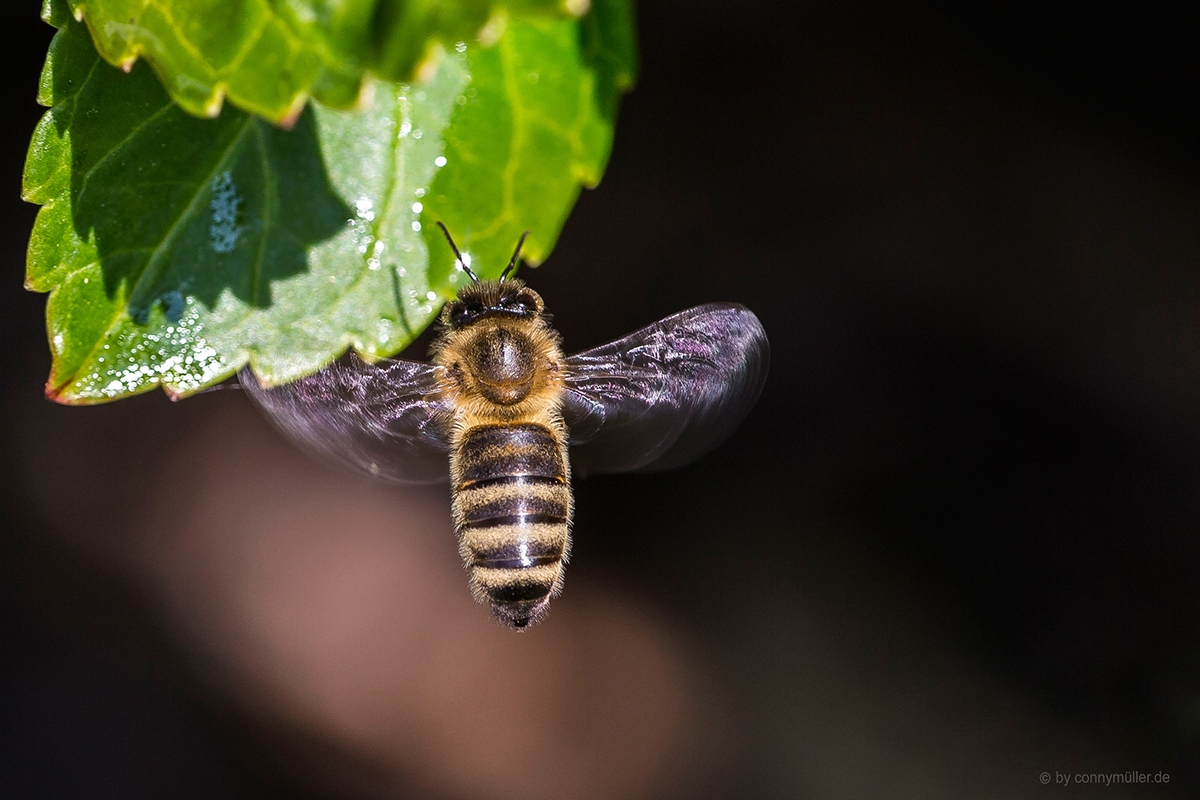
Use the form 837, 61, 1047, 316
514, 289, 541, 313
449, 303, 472, 326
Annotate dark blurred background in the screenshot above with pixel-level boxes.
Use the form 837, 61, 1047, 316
3, 1, 1199, 798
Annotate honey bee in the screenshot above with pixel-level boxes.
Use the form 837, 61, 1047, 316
241, 224, 769, 629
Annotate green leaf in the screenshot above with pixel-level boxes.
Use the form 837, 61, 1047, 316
25, 2, 636, 403
60, 0, 588, 123
420, 0, 636, 288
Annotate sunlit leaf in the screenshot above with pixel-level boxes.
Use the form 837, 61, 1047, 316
25, 1, 636, 402
59, 0, 586, 123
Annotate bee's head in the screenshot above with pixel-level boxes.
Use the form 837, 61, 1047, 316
442, 280, 546, 329
435, 222, 545, 329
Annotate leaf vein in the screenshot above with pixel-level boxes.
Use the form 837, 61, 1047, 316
141, 0, 218, 74
497, 34, 526, 239
225, 15, 270, 75
250, 122, 271, 307
74, 101, 179, 206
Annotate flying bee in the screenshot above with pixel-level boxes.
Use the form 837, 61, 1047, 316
241, 223, 769, 629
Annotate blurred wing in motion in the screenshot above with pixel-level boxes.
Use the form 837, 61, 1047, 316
562, 303, 769, 476
240, 355, 454, 484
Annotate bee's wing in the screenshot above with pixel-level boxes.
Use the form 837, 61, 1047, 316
239, 355, 453, 484
562, 302, 769, 476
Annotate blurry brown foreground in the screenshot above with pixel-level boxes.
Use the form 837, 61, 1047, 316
7, 383, 1151, 800
12, 391, 718, 799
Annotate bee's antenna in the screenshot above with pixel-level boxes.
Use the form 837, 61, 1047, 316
500, 230, 531, 283
436, 221, 479, 284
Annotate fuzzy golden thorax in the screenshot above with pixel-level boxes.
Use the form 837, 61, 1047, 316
431, 280, 565, 422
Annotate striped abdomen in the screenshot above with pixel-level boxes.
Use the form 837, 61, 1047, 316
452, 423, 572, 629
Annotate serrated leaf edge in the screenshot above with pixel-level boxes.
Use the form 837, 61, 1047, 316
66, 0, 336, 124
